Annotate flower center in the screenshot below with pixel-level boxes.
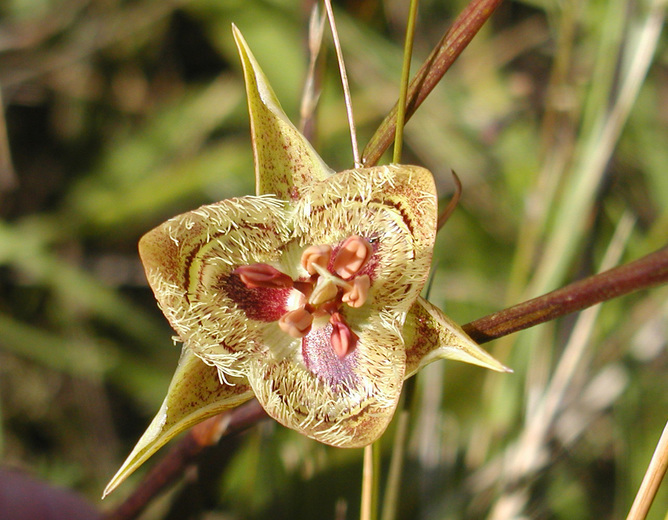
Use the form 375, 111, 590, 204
233, 236, 373, 359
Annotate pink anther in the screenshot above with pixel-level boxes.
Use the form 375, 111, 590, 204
300, 245, 332, 275
233, 264, 293, 289
330, 312, 358, 359
342, 274, 371, 308
332, 236, 373, 279
278, 308, 313, 338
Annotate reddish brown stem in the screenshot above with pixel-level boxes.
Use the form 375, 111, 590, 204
103, 401, 267, 520
463, 246, 668, 344
361, 0, 504, 166
104, 247, 667, 520
437, 171, 462, 231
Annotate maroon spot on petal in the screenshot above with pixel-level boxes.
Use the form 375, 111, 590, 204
302, 323, 359, 388
221, 274, 291, 322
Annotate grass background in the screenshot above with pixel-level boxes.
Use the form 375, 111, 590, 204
0, 0, 666, 518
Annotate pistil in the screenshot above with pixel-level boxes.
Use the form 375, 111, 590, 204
309, 277, 339, 306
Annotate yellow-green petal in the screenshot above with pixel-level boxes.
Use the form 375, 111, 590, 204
138, 196, 292, 379
403, 296, 511, 378
232, 25, 333, 199
295, 164, 438, 320
103, 347, 253, 497
248, 313, 406, 448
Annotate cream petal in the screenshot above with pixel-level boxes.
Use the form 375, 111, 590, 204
139, 196, 293, 377
103, 347, 253, 497
232, 25, 334, 199
295, 164, 437, 316
404, 296, 512, 378
248, 315, 406, 448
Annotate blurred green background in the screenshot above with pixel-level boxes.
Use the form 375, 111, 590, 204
0, 0, 666, 518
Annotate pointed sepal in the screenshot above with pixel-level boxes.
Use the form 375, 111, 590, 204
404, 296, 511, 378
232, 24, 333, 199
103, 347, 253, 497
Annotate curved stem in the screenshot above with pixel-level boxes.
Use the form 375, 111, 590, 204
103, 401, 266, 520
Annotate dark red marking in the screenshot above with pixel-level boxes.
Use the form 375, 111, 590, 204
221, 274, 290, 322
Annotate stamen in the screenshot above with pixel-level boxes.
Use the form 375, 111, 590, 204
342, 274, 371, 308
330, 312, 358, 358
278, 308, 314, 338
234, 264, 294, 289
333, 236, 373, 279
301, 245, 332, 275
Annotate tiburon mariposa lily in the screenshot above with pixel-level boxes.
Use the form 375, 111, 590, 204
104, 25, 510, 496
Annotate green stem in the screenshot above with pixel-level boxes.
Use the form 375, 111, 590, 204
381, 377, 417, 520
363, 0, 503, 166
360, 443, 379, 520
393, 0, 420, 164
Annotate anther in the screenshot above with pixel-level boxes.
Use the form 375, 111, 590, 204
342, 274, 371, 308
332, 236, 373, 279
278, 308, 313, 338
301, 245, 332, 275
330, 312, 358, 358
233, 264, 293, 289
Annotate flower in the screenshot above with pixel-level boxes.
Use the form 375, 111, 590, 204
104, 25, 509, 496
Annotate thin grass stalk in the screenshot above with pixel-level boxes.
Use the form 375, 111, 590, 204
527, 0, 665, 298
324, 0, 360, 167
362, 0, 503, 166
626, 420, 668, 520
298, 4, 326, 139
488, 213, 635, 519
381, 378, 416, 520
392, 0, 419, 165
360, 444, 378, 520
0, 89, 17, 194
